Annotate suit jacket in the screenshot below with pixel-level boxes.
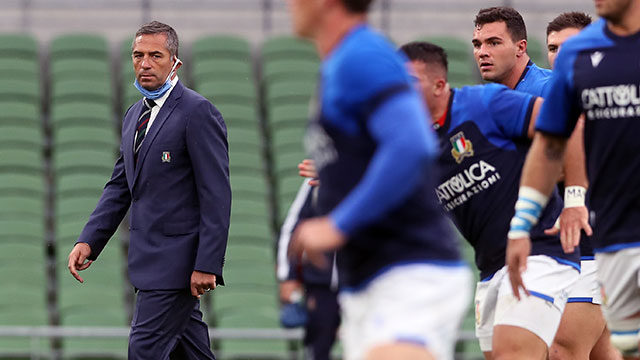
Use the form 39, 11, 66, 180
77, 81, 231, 290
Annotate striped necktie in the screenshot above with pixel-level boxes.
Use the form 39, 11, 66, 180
134, 98, 156, 164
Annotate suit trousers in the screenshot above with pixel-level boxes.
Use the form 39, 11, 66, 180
129, 290, 215, 360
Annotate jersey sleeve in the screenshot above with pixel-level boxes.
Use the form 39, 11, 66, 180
483, 84, 537, 139
535, 48, 581, 137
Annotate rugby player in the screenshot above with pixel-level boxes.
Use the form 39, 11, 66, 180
285, 0, 471, 359
472, 6, 551, 96
507, 0, 640, 358
400, 41, 580, 360
545, 12, 621, 360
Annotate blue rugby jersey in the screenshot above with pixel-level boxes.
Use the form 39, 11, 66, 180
516, 59, 595, 259
435, 84, 580, 279
536, 19, 640, 253
305, 24, 461, 289
515, 60, 552, 97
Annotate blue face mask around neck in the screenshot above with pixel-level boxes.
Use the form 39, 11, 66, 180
134, 57, 182, 100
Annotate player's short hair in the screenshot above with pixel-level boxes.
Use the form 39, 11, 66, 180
341, 0, 374, 13
546, 12, 592, 36
133, 21, 179, 58
474, 7, 527, 42
399, 41, 448, 78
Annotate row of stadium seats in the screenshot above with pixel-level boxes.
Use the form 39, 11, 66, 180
0, 32, 491, 359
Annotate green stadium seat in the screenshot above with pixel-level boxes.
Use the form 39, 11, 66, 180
0, 125, 42, 149
198, 81, 257, 106
227, 221, 271, 245
225, 243, 273, 264
192, 58, 252, 85
56, 195, 101, 222
0, 33, 38, 60
50, 34, 109, 61
216, 103, 258, 125
50, 58, 110, 82
56, 173, 108, 196
230, 173, 268, 197
263, 59, 319, 84
227, 126, 262, 151
51, 79, 113, 105
0, 148, 43, 174
0, 57, 39, 82
0, 219, 44, 244
192, 35, 251, 61
0, 173, 44, 196
0, 195, 43, 220
231, 198, 270, 220
228, 150, 264, 174
0, 79, 40, 105
50, 102, 113, 129
266, 81, 315, 106
0, 101, 40, 127
54, 125, 117, 151
262, 36, 318, 62
53, 148, 116, 176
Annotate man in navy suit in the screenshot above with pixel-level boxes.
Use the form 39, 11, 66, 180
67, 21, 230, 359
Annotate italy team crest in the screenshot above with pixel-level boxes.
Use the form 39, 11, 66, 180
450, 132, 474, 163
161, 151, 171, 163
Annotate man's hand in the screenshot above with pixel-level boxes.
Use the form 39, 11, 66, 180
191, 271, 216, 299
506, 237, 531, 300
279, 280, 302, 303
544, 206, 592, 253
68, 243, 93, 283
289, 216, 345, 269
298, 159, 319, 186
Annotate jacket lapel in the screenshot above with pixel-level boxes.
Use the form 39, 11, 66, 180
123, 101, 143, 191
132, 81, 185, 188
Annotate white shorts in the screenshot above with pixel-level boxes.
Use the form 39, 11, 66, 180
595, 247, 640, 333
567, 259, 602, 304
474, 255, 579, 351
339, 262, 472, 360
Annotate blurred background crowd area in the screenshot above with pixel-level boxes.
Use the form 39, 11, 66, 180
0, 1, 595, 359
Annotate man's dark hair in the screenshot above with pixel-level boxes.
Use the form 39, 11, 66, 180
474, 7, 527, 42
546, 12, 592, 36
400, 41, 448, 77
341, 0, 374, 13
132, 21, 179, 57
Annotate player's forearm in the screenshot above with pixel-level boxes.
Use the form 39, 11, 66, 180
522, 132, 567, 195
562, 116, 588, 188
508, 132, 567, 239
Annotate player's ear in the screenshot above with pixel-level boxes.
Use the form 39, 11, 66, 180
516, 39, 527, 57
434, 78, 447, 96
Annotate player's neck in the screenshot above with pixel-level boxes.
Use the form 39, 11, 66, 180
431, 87, 451, 124
316, 11, 366, 58
606, 3, 640, 36
503, 55, 531, 90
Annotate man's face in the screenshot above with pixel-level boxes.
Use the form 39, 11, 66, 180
287, 0, 323, 38
408, 60, 437, 108
547, 27, 581, 69
472, 21, 521, 84
132, 33, 176, 91
594, 0, 633, 22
